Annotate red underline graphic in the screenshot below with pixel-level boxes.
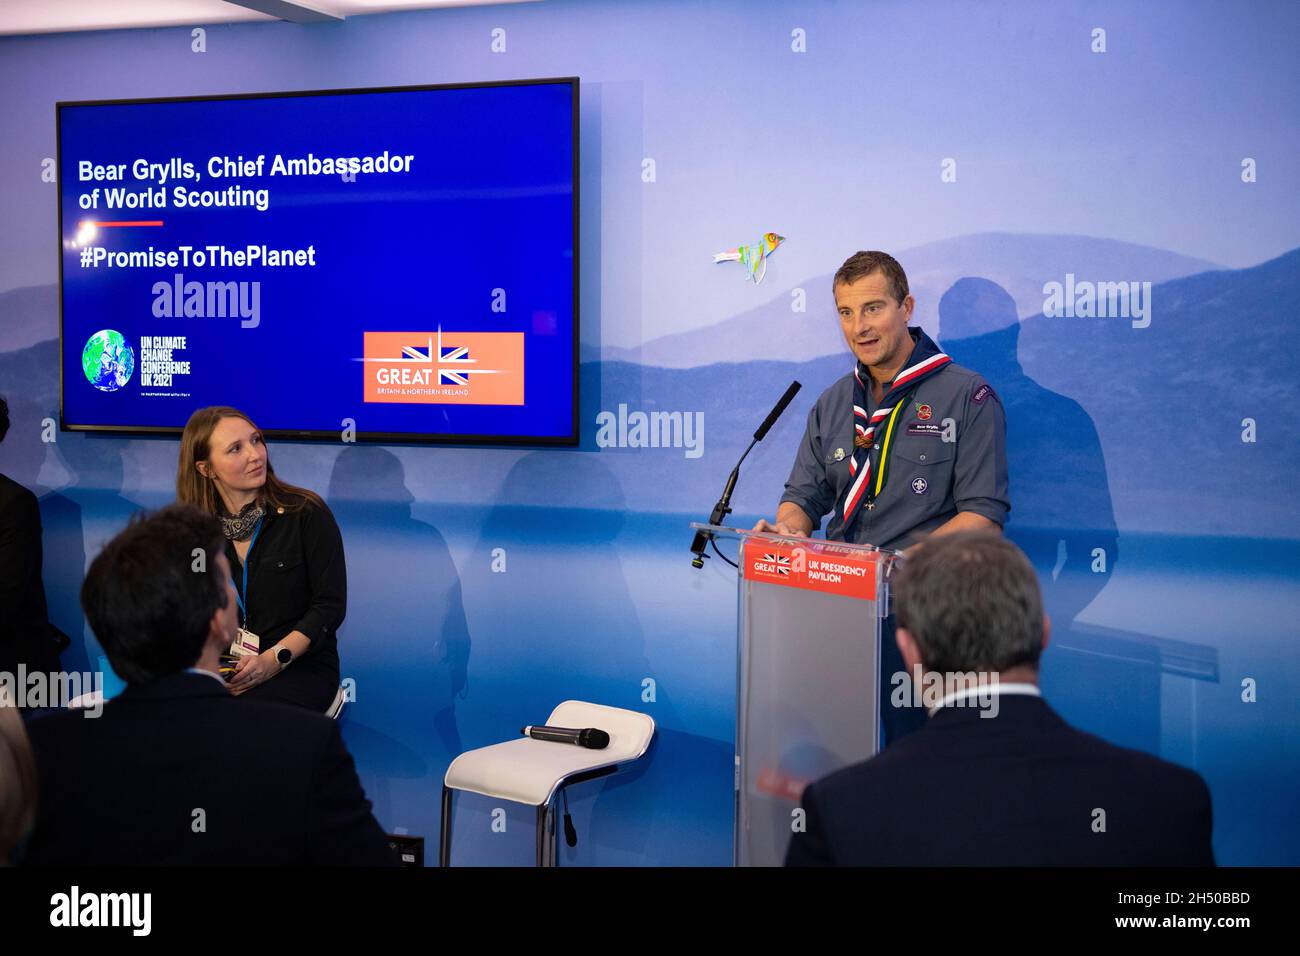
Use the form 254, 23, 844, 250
88, 220, 164, 227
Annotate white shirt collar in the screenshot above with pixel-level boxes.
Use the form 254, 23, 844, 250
928, 681, 1041, 716
185, 666, 228, 688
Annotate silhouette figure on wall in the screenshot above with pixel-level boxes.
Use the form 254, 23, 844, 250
45, 429, 141, 679
463, 452, 719, 864
938, 278, 1159, 752
328, 446, 471, 760
0, 395, 67, 686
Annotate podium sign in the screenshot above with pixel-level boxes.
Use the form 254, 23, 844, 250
740, 535, 883, 601
692, 524, 898, 866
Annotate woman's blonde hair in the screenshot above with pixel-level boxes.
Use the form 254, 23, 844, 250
0, 694, 37, 864
176, 406, 323, 514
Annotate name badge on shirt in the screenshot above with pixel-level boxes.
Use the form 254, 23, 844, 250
231, 628, 261, 657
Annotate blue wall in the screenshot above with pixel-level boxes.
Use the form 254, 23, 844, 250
1, 0, 1297, 864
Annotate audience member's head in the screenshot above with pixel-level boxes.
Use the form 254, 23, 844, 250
81, 504, 238, 684
893, 531, 1049, 678
0, 693, 37, 864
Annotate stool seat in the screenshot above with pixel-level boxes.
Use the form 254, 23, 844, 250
440, 700, 655, 866
444, 700, 654, 806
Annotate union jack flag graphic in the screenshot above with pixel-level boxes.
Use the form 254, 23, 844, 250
361, 328, 524, 406
762, 553, 791, 576
437, 341, 472, 385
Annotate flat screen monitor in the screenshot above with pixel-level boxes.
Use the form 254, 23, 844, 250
57, 78, 578, 445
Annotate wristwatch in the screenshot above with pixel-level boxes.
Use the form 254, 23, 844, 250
275, 645, 293, 667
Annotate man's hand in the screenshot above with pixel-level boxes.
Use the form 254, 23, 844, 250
927, 511, 999, 540
901, 512, 1000, 557
753, 502, 815, 538
752, 518, 808, 537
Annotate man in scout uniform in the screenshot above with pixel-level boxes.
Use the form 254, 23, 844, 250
754, 249, 1010, 742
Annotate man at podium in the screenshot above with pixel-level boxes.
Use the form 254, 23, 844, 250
754, 250, 1010, 743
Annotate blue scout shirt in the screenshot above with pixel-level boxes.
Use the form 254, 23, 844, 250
780, 339, 1010, 551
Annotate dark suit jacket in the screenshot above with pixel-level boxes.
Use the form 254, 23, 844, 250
785, 693, 1214, 866
0, 472, 63, 676
22, 671, 396, 866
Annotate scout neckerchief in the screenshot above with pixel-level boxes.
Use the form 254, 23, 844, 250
839, 328, 951, 532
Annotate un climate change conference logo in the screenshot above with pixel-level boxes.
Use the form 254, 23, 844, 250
82, 329, 135, 392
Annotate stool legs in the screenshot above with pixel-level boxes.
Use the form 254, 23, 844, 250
445, 789, 555, 867
552, 790, 563, 868
535, 804, 547, 866
446, 768, 617, 865
439, 785, 453, 867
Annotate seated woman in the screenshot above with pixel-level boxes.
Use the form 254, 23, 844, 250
176, 406, 344, 712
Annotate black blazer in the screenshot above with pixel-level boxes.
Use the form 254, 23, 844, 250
21, 671, 396, 865
227, 499, 344, 710
228, 498, 345, 656
785, 694, 1214, 866
0, 472, 63, 675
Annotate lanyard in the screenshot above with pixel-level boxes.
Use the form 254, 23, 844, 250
865, 398, 908, 504
232, 517, 263, 625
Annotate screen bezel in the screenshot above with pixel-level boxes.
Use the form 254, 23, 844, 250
56, 76, 580, 447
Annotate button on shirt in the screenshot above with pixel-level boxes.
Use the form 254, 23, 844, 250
780, 358, 1010, 551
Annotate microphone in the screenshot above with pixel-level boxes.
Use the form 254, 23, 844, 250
521, 725, 611, 749
690, 381, 802, 568
754, 380, 802, 442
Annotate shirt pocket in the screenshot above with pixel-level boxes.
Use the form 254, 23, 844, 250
261, 551, 308, 595
891, 442, 955, 499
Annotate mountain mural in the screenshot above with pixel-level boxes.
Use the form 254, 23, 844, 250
0, 284, 58, 352
606, 233, 1223, 368
587, 246, 1300, 539
3, 243, 1296, 542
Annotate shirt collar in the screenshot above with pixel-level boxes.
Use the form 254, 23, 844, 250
927, 681, 1041, 716
858, 327, 931, 391
185, 666, 228, 688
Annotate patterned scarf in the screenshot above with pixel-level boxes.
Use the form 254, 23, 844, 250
219, 500, 265, 541
838, 328, 951, 533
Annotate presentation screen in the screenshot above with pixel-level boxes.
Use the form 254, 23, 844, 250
57, 78, 578, 445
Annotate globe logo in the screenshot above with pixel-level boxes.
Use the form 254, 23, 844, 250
82, 329, 135, 392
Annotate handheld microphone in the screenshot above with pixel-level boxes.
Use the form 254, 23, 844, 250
690, 381, 802, 567
520, 725, 611, 749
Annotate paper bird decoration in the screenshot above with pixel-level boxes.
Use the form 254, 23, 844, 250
713, 231, 786, 284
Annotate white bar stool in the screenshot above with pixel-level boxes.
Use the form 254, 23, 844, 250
439, 700, 655, 866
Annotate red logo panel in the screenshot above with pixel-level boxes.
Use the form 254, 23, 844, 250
741, 538, 881, 601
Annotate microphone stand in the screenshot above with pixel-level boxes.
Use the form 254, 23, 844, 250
691, 381, 801, 569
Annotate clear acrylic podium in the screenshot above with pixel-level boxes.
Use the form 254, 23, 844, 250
691, 523, 899, 867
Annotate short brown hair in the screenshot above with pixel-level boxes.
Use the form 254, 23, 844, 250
893, 531, 1044, 674
81, 505, 229, 684
833, 251, 910, 305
